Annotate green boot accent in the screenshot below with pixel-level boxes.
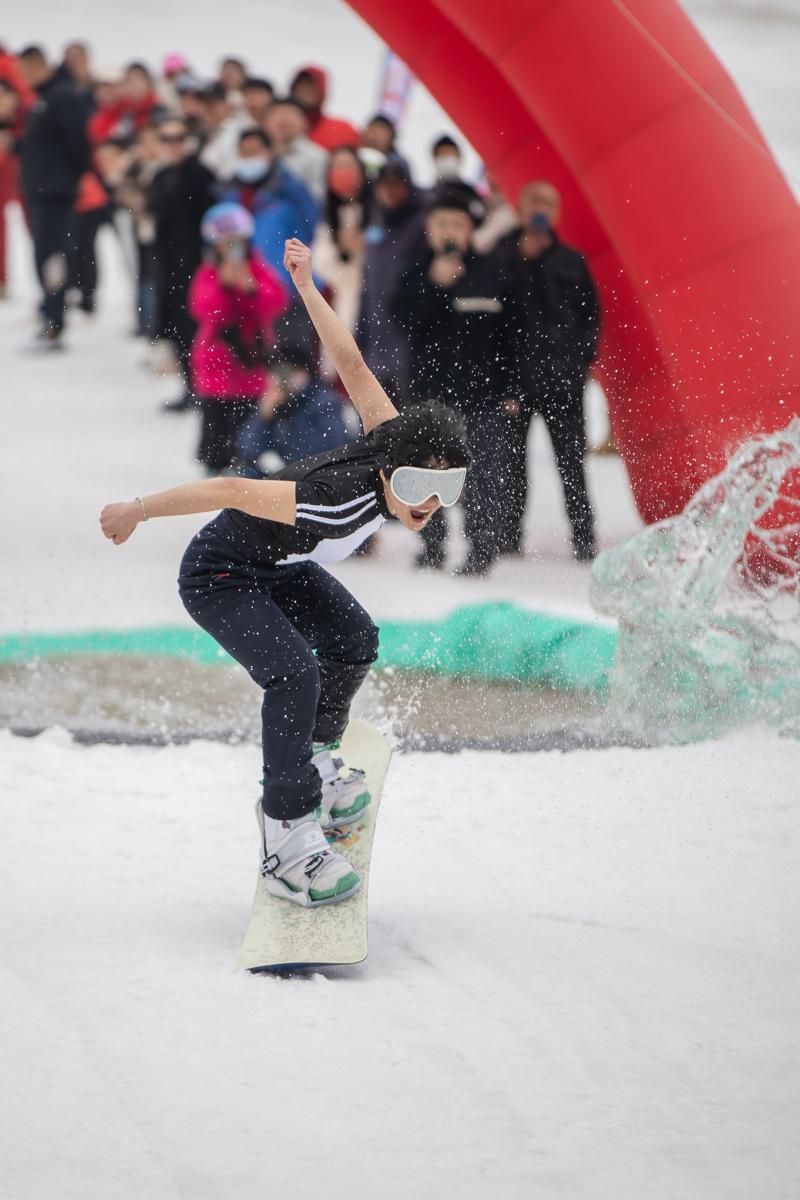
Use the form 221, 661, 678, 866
312, 739, 341, 754
330, 790, 371, 822
309, 870, 361, 902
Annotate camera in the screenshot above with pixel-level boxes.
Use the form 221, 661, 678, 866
224, 241, 247, 263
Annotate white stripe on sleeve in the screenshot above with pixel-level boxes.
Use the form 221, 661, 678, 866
295, 490, 375, 515
295, 497, 378, 527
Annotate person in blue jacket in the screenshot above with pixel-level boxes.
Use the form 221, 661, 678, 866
221, 127, 319, 286
235, 345, 350, 477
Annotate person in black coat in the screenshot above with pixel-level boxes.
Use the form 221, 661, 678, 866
147, 116, 216, 410
498, 181, 601, 560
356, 156, 427, 402
392, 189, 522, 574
17, 46, 91, 346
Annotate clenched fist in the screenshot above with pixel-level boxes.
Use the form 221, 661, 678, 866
283, 238, 313, 292
100, 500, 141, 545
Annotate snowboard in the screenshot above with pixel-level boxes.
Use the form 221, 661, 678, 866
237, 721, 392, 971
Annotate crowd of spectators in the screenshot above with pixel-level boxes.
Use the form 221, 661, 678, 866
0, 40, 602, 571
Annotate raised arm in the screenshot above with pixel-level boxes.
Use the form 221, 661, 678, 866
283, 238, 399, 436
100, 477, 297, 545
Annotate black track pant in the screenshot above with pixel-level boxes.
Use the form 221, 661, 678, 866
420, 405, 511, 568
156, 268, 196, 391
502, 384, 596, 557
179, 513, 379, 820
69, 206, 112, 312
196, 397, 258, 473
27, 196, 76, 333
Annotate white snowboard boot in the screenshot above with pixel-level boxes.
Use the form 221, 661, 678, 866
256, 803, 362, 908
312, 740, 372, 830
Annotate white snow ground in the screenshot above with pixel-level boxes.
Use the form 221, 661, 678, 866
2, 6, 799, 1197
2, 726, 798, 1200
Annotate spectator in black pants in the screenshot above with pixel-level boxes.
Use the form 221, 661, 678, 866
147, 116, 216, 410
17, 46, 91, 348
392, 189, 521, 575
498, 181, 601, 560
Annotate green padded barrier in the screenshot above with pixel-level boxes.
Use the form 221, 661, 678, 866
0, 602, 617, 692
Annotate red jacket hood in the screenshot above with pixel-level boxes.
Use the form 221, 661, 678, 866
291, 64, 328, 106
0, 51, 35, 131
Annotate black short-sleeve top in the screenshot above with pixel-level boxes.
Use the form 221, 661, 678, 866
225, 434, 390, 566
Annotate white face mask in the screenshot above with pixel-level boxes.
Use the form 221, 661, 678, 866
435, 154, 461, 181
234, 157, 269, 183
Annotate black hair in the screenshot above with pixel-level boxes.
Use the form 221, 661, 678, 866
369, 401, 471, 471
156, 114, 188, 133
95, 136, 130, 152
243, 76, 274, 93
19, 45, 46, 61
201, 81, 228, 102
432, 134, 459, 155
367, 113, 396, 132
126, 61, 152, 80
376, 152, 412, 186
270, 95, 306, 113
238, 126, 271, 149
426, 184, 486, 226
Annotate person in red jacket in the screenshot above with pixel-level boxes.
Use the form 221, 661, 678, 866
288, 65, 359, 152
78, 64, 161, 315
88, 63, 161, 145
189, 202, 288, 473
0, 50, 34, 295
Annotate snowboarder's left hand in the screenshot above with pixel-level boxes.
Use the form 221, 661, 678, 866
100, 501, 141, 545
284, 238, 313, 292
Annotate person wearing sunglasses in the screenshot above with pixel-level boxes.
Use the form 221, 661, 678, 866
147, 116, 216, 412
100, 236, 470, 911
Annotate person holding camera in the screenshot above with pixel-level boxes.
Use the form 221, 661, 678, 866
498, 180, 601, 561
188, 202, 288, 473
391, 188, 521, 574
234, 345, 349, 478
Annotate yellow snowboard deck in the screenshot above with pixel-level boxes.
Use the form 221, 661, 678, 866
237, 721, 391, 970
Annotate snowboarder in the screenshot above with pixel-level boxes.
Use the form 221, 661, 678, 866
100, 237, 471, 909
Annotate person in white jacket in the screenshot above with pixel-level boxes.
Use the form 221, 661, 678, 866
265, 97, 328, 203
199, 82, 252, 181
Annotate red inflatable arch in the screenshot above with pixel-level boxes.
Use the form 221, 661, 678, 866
348, 0, 800, 522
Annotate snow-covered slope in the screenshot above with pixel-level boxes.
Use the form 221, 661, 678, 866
2, 726, 798, 1200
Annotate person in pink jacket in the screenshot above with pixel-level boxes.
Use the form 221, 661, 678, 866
189, 202, 288, 473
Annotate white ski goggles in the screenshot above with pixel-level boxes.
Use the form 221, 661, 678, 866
389, 465, 467, 508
